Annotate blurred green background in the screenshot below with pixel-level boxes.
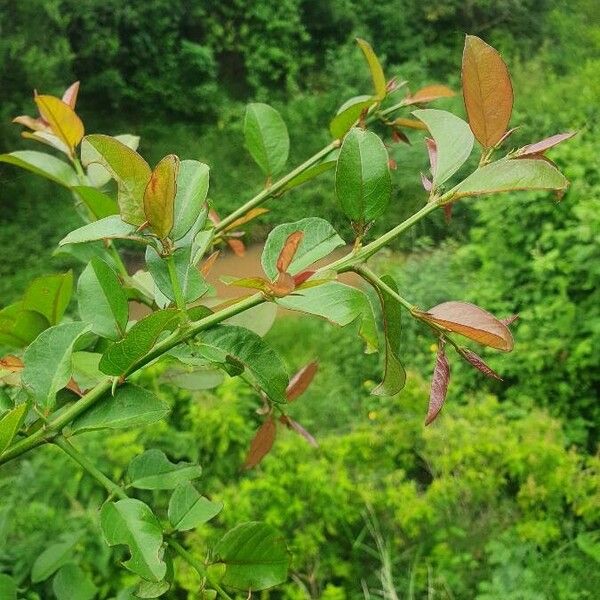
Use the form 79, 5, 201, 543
0, 0, 599, 598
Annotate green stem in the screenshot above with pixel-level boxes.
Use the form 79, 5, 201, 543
377, 99, 408, 120
353, 265, 415, 312
215, 141, 339, 233
55, 437, 128, 500
166, 253, 186, 312
108, 243, 130, 279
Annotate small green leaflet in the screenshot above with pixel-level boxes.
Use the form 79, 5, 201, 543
52, 564, 97, 600
335, 128, 391, 224
85, 133, 141, 187
127, 449, 202, 490
171, 160, 210, 240
0, 303, 49, 348
31, 533, 81, 582
244, 103, 289, 177
71, 384, 169, 433
82, 134, 151, 225
197, 325, 289, 403
277, 282, 378, 353
99, 309, 180, 376
72, 185, 119, 220
261, 217, 345, 280
168, 482, 223, 531
100, 499, 166, 581
356, 38, 387, 100
0, 150, 78, 187
22, 271, 73, 325
452, 158, 569, 198
0, 403, 27, 456
0, 574, 17, 600
413, 109, 474, 187
371, 275, 406, 396
78, 258, 128, 340
212, 522, 289, 590
281, 159, 337, 192
330, 95, 375, 139
59, 215, 140, 246
22, 322, 89, 409
225, 302, 278, 337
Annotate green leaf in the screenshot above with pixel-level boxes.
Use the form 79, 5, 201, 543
0, 403, 27, 456
224, 303, 278, 337
78, 258, 128, 340
22, 322, 89, 409
0, 574, 17, 600
0, 150, 78, 187
81, 134, 151, 225
213, 522, 289, 591
261, 217, 345, 280
144, 154, 179, 239
281, 159, 337, 192
127, 449, 202, 490
146, 246, 210, 306
171, 160, 210, 240
99, 309, 180, 376
22, 271, 73, 325
52, 564, 97, 600
85, 134, 140, 187
135, 579, 170, 598
0, 303, 49, 348
72, 186, 119, 220
244, 103, 289, 177
168, 482, 223, 531
371, 275, 406, 396
335, 128, 391, 223
31, 533, 81, 582
278, 282, 378, 353
452, 158, 569, 198
197, 325, 289, 403
100, 499, 166, 582
356, 38, 386, 99
413, 109, 474, 187
330, 95, 375, 139
59, 215, 139, 246
71, 384, 169, 433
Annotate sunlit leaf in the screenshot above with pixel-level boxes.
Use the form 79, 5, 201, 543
61, 81, 80, 108
462, 35, 513, 148
99, 309, 180, 376
371, 275, 406, 396
335, 127, 391, 224
0, 403, 27, 456
73, 186, 119, 220
144, 154, 179, 239
71, 384, 169, 433
419, 301, 513, 351
356, 38, 386, 100
403, 84, 455, 105
413, 109, 474, 187
425, 340, 450, 425
262, 217, 344, 280
452, 158, 569, 198
128, 449, 201, 490
22, 322, 89, 409
0, 151, 78, 187
244, 417, 276, 469
22, 271, 73, 325
34, 95, 84, 154
330, 95, 375, 139
286, 361, 318, 402
85, 134, 140, 188
517, 132, 576, 157
52, 564, 97, 600
222, 207, 269, 232
168, 482, 223, 531
78, 258, 128, 340
100, 499, 166, 581
81, 134, 151, 225
22, 130, 71, 155
244, 103, 289, 177
59, 215, 140, 246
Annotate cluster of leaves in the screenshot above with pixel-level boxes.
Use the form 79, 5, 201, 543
0, 35, 573, 597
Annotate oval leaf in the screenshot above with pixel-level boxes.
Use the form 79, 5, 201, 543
34, 95, 84, 154
22, 271, 73, 326
244, 103, 289, 177
59, 215, 139, 246
462, 35, 513, 148
244, 417, 276, 469
518, 132, 576, 157
127, 449, 202, 490
31, 534, 81, 583
425, 341, 450, 425
52, 564, 97, 600
356, 38, 386, 100
330, 95, 375, 139
335, 128, 391, 223
144, 155, 179, 239
413, 109, 474, 187
168, 482, 223, 531
286, 361, 318, 402
0, 403, 27, 456
171, 160, 210, 240
0, 151, 78, 187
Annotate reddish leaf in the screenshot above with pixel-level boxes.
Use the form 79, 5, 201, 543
443, 204, 453, 223
404, 84, 455, 105
425, 138, 437, 173
394, 117, 427, 131
224, 276, 271, 293
227, 238, 245, 257
293, 270, 315, 287
420, 173, 433, 192
419, 301, 514, 351
0, 355, 24, 372
286, 361, 318, 402
425, 340, 450, 425
61, 81, 80, 109
500, 314, 519, 326
280, 415, 318, 447
459, 348, 502, 380
65, 378, 84, 396
223, 207, 270, 232
244, 417, 276, 469
462, 35, 514, 148
268, 272, 296, 297
391, 129, 410, 145
388, 157, 398, 170
518, 132, 576, 157
201, 251, 220, 277
276, 231, 304, 274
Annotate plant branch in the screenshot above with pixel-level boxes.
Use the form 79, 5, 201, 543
215, 141, 339, 233
166, 254, 186, 312
353, 265, 416, 312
